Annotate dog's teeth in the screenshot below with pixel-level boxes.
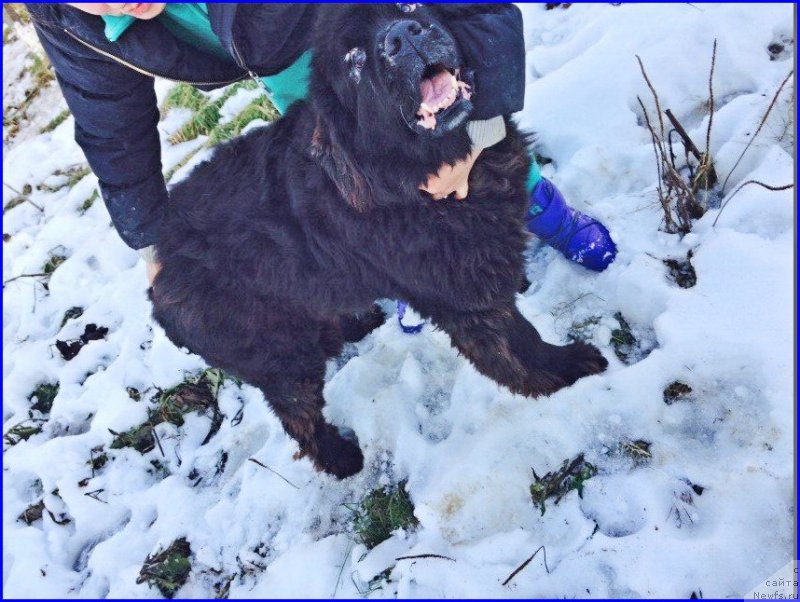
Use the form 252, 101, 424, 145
451, 75, 458, 90
420, 102, 433, 113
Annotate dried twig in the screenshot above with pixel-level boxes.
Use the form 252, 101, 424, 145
636, 55, 665, 136
331, 539, 353, 598
665, 110, 703, 162
720, 70, 794, 194
3, 272, 50, 286
395, 554, 456, 562
3, 182, 44, 212
502, 546, 550, 586
637, 96, 671, 229
248, 458, 299, 489
84, 489, 108, 504
713, 180, 794, 227
705, 39, 717, 161
151, 424, 165, 457
637, 50, 709, 233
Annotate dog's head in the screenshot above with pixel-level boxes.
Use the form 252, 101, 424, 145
310, 4, 475, 144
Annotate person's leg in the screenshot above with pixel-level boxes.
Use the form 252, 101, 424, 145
525, 159, 617, 272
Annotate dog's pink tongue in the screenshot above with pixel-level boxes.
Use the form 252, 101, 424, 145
420, 70, 453, 106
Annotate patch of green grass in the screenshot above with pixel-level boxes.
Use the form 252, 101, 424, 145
6, 4, 31, 25
136, 538, 192, 599
29, 382, 59, 415
3, 196, 26, 212
530, 453, 597, 516
43, 252, 67, 274
3, 26, 17, 46
610, 312, 636, 363
351, 481, 418, 549
87, 451, 108, 472
59, 306, 84, 328
154, 368, 223, 426
168, 103, 223, 144
162, 81, 280, 181
162, 83, 209, 113
163, 146, 204, 183
4, 421, 44, 446
27, 52, 54, 90
209, 95, 279, 144
167, 81, 265, 144
109, 423, 155, 454
79, 189, 99, 214
86, 447, 108, 474
567, 315, 601, 343
110, 369, 226, 453
40, 108, 71, 134
37, 166, 91, 194
67, 166, 91, 187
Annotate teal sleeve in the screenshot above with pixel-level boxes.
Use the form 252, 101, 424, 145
527, 155, 543, 195
261, 50, 312, 115
101, 14, 136, 42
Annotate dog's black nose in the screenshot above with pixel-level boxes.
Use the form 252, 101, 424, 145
385, 19, 424, 59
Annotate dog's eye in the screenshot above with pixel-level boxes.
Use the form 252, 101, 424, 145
396, 3, 420, 13
344, 47, 366, 83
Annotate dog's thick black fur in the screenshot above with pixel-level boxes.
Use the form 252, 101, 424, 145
151, 4, 607, 478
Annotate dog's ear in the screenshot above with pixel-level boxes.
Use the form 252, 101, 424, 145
309, 118, 371, 212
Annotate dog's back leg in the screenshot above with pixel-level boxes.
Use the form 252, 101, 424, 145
256, 375, 364, 479
231, 340, 363, 479
429, 304, 608, 398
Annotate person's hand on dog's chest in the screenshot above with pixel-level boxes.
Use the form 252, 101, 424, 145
419, 148, 482, 201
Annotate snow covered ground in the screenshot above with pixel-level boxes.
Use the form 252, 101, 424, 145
3, 3, 795, 598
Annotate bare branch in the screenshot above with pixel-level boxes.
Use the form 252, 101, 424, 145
637, 96, 672, 230
705, 39, 717, 158
665, 109, 703, 161
3, 182, 44, 212
636, 55, 665, 136
502, 545, 550, 586
3, 272, 49, 286
395, 554, 456, 562
247, 458, 300, 489
713, 180, 794, 227
720, 70, 794, 194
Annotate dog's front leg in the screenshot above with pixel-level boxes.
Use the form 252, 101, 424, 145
430, 305, 608, 398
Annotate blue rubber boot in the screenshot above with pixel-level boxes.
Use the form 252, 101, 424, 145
526, 177, 617, 272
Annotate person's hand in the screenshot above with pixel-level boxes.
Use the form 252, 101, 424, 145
146, 261, 162, 285
419, 148, 481, 200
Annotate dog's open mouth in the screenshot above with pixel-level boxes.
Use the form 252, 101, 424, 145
416, 65, 472, 130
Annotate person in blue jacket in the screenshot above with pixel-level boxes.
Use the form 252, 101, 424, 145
26, 3, 616, 285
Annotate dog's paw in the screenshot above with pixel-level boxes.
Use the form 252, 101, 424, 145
558, 341, 608, 384
339, 304, 387, 343
517, 342, 607, 398
313, 424, 364, 479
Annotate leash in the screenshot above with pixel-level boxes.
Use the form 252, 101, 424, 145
396, 300, 424, 334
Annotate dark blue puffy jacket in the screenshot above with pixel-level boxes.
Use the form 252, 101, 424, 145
26, 4, 525, 250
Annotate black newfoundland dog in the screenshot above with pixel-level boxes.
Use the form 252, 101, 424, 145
151, 4, 607, 478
